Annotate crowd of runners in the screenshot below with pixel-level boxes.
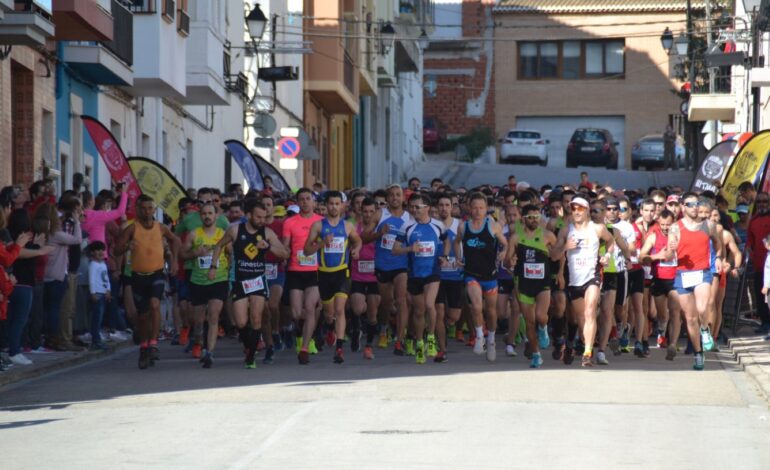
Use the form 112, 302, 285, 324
1, 171, 769, 373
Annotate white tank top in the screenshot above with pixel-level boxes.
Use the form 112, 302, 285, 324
566, 222, 600, 286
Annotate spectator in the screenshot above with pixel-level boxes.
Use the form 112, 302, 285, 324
738, 181, 757, 207
81, 184, 128, 257
58, 194, 86, 351
579, 171, 594, 190
735, 204, 749, 250
87, 241, 111, 351
747, 192, 770, 334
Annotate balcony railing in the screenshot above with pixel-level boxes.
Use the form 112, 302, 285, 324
176, 8, 189, 36
344, 52, 354, 93
223, 40, 231, 77
226, 72, 248, 100
104, 0, 133, 65
127, 0, 155, 14
161, 0, 174, 22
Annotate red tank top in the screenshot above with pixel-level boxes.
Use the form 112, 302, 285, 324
651, 225, 676, 280
676, 220, 710, 271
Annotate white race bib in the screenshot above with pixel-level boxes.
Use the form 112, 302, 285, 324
680, 270, 704, 289
524, 262, 545, 279
197, 255, 212, 270
296, 250, 317, 267
381, 233, 396, 250
574, 256, 594, 268
242, 276, 265, 294
414, 241, 435, 257
325, 236, 345, 254
441, 256, 458, 272
643, 266, 653, 280
358, 260, 375, 273
265, 263, 278, 280
659, 252, 678, 267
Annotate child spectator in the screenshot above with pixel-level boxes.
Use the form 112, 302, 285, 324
88, 241, 111, 351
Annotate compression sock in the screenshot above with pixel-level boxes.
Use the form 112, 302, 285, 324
336, 338, 344, 350
567, 322, 578, 346
475, 326, 484, 340
552, 316, 565, 340
366, 321, 377, 345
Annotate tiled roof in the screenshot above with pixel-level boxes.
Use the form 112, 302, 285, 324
494, 0, 721, 14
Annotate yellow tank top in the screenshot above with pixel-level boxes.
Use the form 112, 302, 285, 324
132, 222, 165, 273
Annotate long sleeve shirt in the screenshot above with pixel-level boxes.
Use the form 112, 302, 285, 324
44, 222, 82, 282
88, 259, 110, 295
82, 191, 128, 252
764, 253, 770, 290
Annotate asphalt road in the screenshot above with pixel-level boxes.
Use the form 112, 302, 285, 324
1, 337, 769, 469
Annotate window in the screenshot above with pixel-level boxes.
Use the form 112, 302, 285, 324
518, 39, 625, 80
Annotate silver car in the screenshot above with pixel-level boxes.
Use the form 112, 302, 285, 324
631, 134, 685, 170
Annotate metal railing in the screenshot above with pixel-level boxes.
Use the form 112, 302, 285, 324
161, 0, 174, 21
225, 72, 248, 99
104, 0, 133, 65
344, 52, 355, 92
127, 0, 155, 14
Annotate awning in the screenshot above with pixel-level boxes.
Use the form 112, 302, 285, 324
688, 94, 736, 122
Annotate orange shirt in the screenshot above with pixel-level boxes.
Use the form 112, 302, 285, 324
132, 222, 165, 273
283, 213, 323, 272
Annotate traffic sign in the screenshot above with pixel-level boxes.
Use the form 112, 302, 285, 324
253, 137, 275, 148
277, 137, 300, 159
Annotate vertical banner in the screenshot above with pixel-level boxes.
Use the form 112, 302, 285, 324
81, 116, 141, 218
224, 140, 292, 195
127, 157, 186, 222
690, 140, 740, 192
720, 131, 770, 209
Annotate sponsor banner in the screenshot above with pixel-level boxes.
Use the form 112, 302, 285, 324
691, 140, 739, 193
720, 131, 770, 209
81, 116, 141, 218
225, 140, 292, 195
128, 157, 186, 222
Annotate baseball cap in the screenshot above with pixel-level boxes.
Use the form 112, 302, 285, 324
273, 205, 287, 217
570, 197, 590, 208
736, 204, 749, 214
287, 204, 300, 214
666, 195, 680, 204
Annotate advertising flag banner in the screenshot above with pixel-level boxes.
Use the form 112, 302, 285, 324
691, 140, 740, 193
225, 140, 292, 194
720, 131, 770, 209
81, 116, 141, 218
128, 157, 186, 222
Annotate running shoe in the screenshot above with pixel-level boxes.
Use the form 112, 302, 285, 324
684, 340, 694, 355
377, 332, 389, 349
537, 325, 550, 350
393, 341, 405, 356
434, 351, 448, 363
426, 335, 438, 357
325, 329, 336, 347
333, 347, 344, 364
530, 352, 543, 369
574, 340, 585, 357
405, 338, 416, 356
552, 339, 564, 361
273, 333, 284, 352
202, 352, 213, 368
609, 337, 620, 356
350, 330, 361, 353
657, 334, 667, 348
308, 339, 319, 355
138, 348, 150, 370
415, 342, 426, 364
263, 347, 274, 365
633, 341, 645, 358
665, 344, 677, 361
581, 353, 593, 367
486, 342, 496, 362
179, 328, 189, 347
363, 346, 374, 360
455, 327, 465, 342
9, 353, 32, 366
701, 328, 715, 352
505, 343, 517, 357
245, 349, 256, 369
297, 350, 310, 365
693, 352, 705, 370
619, 326, 630, 350
563, 345, 575, 365
149, 346, 159, 365
595, 351, 609, 365
473, 335, 486, 355
191, 343, 202, 359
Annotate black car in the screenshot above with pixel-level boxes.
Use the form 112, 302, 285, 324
566, 128, 619, 169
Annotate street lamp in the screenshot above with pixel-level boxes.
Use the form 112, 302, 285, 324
674, 32, 689, 56
246, 3, 268, 42
660, 27, 674, 53
418, 28, 430, 50
379, 22, 396, 55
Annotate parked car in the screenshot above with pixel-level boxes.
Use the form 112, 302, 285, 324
423, 117, 445, 153
498, 129, 549, 166
566, 128, 618, 169
631, 134, 686, 170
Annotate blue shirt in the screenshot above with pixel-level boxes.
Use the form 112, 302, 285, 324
401, 219, 444, 279
439, 218, 463, 281
374, 208, 413, 272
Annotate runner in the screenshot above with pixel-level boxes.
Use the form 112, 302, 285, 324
546, 194, 569, 360
603, 196, 633, 356
209, 199, 288, 368
668, 192, 723, 370
349, 197, 381, 360
448, 192, 509, 362
630, 199, 655, 358
261, 194, 286, 357
434, 193, 462, 363
282, 188, 324, 365
303, 190, 362, 364
505, 204, 557, 368
499, 204, 521, 357
707, 205, 742, 350
115, 195, 181, 370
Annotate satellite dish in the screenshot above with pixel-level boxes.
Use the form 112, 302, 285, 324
252, 113, 277, 136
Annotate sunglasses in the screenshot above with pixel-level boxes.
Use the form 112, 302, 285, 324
667, 201, 679, 206
619, 207, 628, 213
591, 208, 604, 214
654, 201, 665, 206
378, 202, 387, 207
570, 204, 587, 212
524, 214, 541, 220
683, 201, 698, 208
606, 206, 618, 211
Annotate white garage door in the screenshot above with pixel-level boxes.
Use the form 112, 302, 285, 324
515, 116, 625, 169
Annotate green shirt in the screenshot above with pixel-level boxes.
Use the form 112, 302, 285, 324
176, 212, 230, 269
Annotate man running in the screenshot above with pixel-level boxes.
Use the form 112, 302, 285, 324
115, 195, 181, 370
434, 193, 462, 363
349, 197, 381, 360
304, 191, 361, 364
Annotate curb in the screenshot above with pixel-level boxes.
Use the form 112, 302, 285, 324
728, 336, 770, 404
0, 341, 135, 389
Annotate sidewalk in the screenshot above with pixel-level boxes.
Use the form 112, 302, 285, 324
0, 339, 134, 388
728, 334, 770, 403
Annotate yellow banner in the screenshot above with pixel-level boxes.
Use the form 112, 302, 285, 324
720, 132, 770, 209
128, 158, 185, 221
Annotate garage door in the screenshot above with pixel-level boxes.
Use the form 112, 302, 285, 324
515, 116, 625, 169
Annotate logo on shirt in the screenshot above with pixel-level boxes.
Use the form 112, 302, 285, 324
466, 237, 486, 248
244, 243, 258, 260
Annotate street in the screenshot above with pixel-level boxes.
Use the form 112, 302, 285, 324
2, 338, 769, 469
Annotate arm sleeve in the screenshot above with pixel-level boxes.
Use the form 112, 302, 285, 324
0, 243, 21, 267
50, 222, 82, 246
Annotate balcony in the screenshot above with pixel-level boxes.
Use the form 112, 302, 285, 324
1, 0, 14, 19
687, 94, 736, 122
397, 0, 434, 25
225, 72, 248, 100
305, 19, 359, 114
176, 7, 188, 36
394, 22, 419, 73
0, 1, 55, 46
52, 0, 113, 41
183, 8, 227, 105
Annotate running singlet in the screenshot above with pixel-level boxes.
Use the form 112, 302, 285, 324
190, 227, 229, 285
462, 217, 498, 281
599, 224, 623, 274
232, 223, 267, 281
515, 224, 551, 287
175, 212, 230, 270
265, 219, 285, 279
439, 218, 463, 282
402, 219, 443, 279
283, 213, 323, 271
132, 222, 165, 273
351, 223, 376, 283
374, 208, 412, 271
319, 218, 348, 273
651, 225, 677, 280
566, 222, 600, 286
675, 220, 710, 272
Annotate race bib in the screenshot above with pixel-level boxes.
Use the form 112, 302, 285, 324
242, 276, 265, 294
643, 266, 653, 280
414, 241, 435, 257
358, 260, 375, 273
296, 250, 317, 267
524, 263, 545, 279
265, 263, 278, 280
659, 253, 678, 267
381, 233, 396, 250
574, 256, 594, 268
197, 255, 212, 270
325, 236, 345, 254
681, 270, 704, 289
441, 256, 458, 272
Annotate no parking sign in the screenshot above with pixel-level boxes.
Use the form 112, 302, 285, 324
277, 137, 301, 159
